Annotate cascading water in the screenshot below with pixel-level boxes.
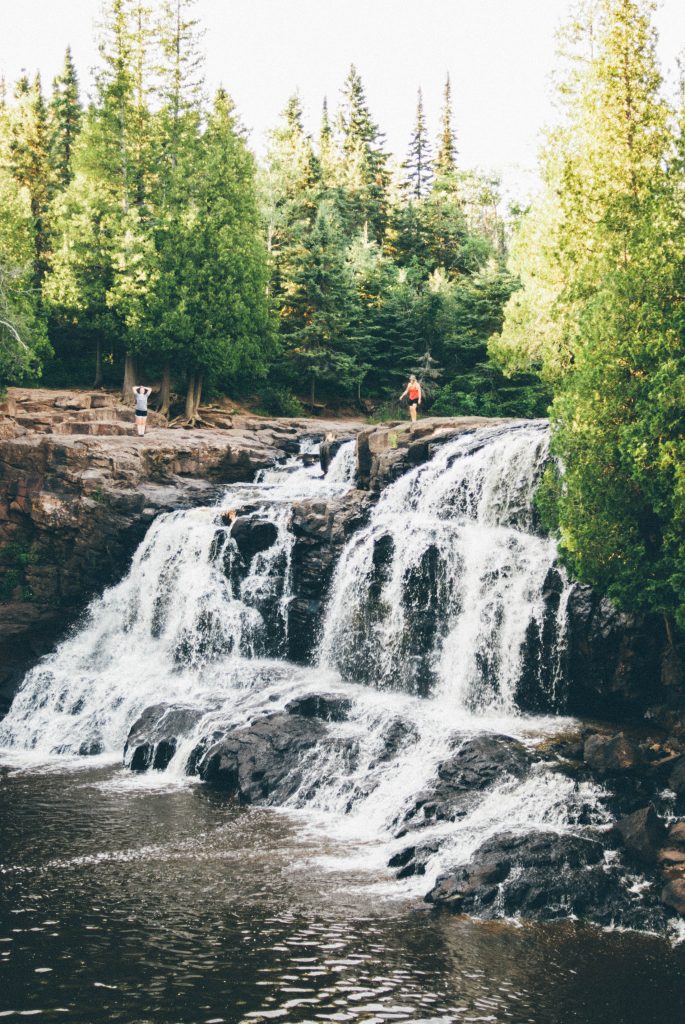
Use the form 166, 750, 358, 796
320, 421, 569, 710
0, 423, 606, 908
0, 440, 356, 756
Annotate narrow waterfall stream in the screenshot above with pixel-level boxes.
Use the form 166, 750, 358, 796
2, 424, 684, 1022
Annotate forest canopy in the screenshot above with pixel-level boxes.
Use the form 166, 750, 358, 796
0, 0, 546, 420
491, 0, 685, 632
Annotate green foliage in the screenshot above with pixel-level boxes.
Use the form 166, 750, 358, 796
2, 6, 531, 420
494, 0, 685, 628
259, 387, 305, 418
0, 170, 50, 386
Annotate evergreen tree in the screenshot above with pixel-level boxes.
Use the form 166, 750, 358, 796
81, 0, 157, 393
5, 74, 52, 283
336, 65, 389, 241
0, 169, 50, 386
149, 0, 205, 411
289, 199, 359, 405
173, 89, 273, 421
434, 73, 458, 186
405, 88, 433, 199
49, 47, 82, 190
494, 0, 685, 634
264, 95, 321, 346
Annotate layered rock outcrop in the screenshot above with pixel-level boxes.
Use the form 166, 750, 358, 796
0, 393, 362, 712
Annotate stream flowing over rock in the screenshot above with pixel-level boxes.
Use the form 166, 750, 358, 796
2, 414, 685, 935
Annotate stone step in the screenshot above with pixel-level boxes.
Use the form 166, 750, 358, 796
53, 421, 131, 436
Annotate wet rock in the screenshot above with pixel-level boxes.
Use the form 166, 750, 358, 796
285, 693, 352, 722
230, 516, 278, 562
565, 585, 668, 717
125, 704, 206, 772
400, 734, 531, 832
371, 717, 420, 766
583, 732, 642, 775
426, 831, 608, 920
669, 757, 685, 796
355, 417, 514, 493
195, 712, 327, 803
612, 806, 667, 864
667, 821, 685, 848
287, 490, 372, 663
661, 878, 685, 915
320, 435, 355, 475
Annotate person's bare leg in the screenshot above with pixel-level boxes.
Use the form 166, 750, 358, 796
141, 415, 147, 436
410, 405, 417, 423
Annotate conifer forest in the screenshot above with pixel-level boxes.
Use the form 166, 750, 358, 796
1, 0, 685, 630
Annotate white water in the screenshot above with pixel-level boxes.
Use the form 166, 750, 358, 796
0, 424, 606, 893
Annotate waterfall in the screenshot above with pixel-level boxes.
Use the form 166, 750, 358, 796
320, 421, 569, 711
0, 441, 356, 756
0, 422, 601, 898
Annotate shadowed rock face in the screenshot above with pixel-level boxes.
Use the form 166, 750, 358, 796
0, 411, 362, 713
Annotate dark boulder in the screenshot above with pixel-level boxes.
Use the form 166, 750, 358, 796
320, 435, 356, 475
426, 831, 610, 921
583, 732, 642, 775
611, 805, 667, 864
399, 734, 531, 833
661, 878, 685, 915
285, 692, 352, 722
194, 711, 327, 804
230, 516, 278, 563
669, 757, 685, 796
125, 703, 206, 772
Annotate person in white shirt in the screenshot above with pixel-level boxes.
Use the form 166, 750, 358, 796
132, 386, 152, 436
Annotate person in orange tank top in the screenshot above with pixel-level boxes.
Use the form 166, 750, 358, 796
400, 374, 422, 423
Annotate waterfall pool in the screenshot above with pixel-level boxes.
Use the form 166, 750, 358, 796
2, 425, 685, 1019
1, 757, 684, 1024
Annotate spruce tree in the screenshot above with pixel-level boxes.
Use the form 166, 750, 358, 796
173, 89, 273, 422
0, 169, 51, 386
49, 47, 82, 190
336, 65, 389, 241
289, 199, 359, 406
434, 73, 458, 185
6, 74, 52, 283
405, 88, 433, 199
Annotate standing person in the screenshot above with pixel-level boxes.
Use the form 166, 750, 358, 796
399, 375, 422, 423
132, 385, 152, 436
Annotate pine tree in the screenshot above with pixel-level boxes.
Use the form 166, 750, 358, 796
405, 88, 433, 199
49, 47, 82, 190
0, 169, 51, 386
434, 73, 458, 185
150, 0, 205, 412
336, 65, 389, 241
172, 89, 273, 422
6, 74, 53, 283
289, 199, 359, 406
265, 94, 321, 346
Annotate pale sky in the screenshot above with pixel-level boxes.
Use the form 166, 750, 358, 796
1, 0, 684, 200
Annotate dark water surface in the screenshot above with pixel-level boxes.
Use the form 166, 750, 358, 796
1, 761, 684, 1024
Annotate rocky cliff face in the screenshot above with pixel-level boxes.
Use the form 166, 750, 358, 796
0, 398, 361, 712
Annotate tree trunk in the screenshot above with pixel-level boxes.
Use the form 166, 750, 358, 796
94, 337, 103, 388
310, 375, 316, 408
122, 352, 138, 404
159, 361, 171, 417
185, 372, 203, 424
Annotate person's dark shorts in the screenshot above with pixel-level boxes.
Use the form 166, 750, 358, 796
408, 397, 419, 407
135, 409, 147, 417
